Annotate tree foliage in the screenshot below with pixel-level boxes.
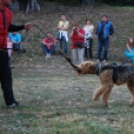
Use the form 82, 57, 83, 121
43, 0, 134, 6
100, 0, 134, 6
10, 0, 40, 14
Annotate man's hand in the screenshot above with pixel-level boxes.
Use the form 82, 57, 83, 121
24, 22, 33, 30
95, 35, 99, 40
108, 35, 111, 38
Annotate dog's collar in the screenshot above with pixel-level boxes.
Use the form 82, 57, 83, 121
95, 63, 102, 76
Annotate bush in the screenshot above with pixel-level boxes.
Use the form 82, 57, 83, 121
42, 0, 134, 6
97, 0, 134, 6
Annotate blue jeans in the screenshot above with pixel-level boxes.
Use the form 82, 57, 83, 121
42, 45, 55, 55
97, 38, 109, 60
59, 37, 67, 55
13, 44, 21, 52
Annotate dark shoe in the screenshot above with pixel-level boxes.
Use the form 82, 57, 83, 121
7, 102, 26, 108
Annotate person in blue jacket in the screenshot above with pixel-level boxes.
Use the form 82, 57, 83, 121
9, 32, 21, 52
125, 37, 134, 63
96, 14, 114, 61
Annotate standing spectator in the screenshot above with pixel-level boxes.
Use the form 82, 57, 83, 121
125, 37, 134, 63
0, 0, 33, 108
8, 32, 21, 52
83, 18, 94, 59
57, 14, 69, 57
70, 22, 85, 65
42, 33, 57, 58
96, 14, 114, 62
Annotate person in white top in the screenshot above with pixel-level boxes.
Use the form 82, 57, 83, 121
83, 19, 94, 59
57, 14, 69, 57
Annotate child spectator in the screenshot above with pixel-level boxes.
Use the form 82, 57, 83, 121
125, 37, 134, 63
8, 32, 21, 52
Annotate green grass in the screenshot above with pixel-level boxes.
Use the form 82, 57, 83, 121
0, 66, 134, 134
1, 2, 134, 134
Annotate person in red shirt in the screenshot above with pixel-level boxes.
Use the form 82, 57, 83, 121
0, 0, 33, 108
42, 33, 57, 58
70, 22, 85, 65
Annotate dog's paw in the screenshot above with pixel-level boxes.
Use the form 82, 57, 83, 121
129, 101, 134, 107
103, 102, 108, 107
93, 95, 99, 101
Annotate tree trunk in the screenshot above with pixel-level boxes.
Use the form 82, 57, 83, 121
26, 0, 40, 14
10, 0, 40, 14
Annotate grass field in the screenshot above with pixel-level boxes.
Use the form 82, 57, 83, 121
0, 59, 134, 134
0, 2, 134, 134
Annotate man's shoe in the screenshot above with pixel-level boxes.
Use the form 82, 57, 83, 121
46, 54, 49, 58
103, 60, 107, 62
47, 54, 51, 58
7, 102, 26, 108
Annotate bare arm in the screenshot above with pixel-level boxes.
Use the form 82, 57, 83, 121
76, 28, 84, 38
57, 21, 69, 31
90, 26, 94, 34
77, 31, 84, 38
42, 40, 53, 46
12, 41, 20, 45
60, 23, 69, 30
127, 44, 134, 53
42, 40, 48, 45
69, 29, 74, 38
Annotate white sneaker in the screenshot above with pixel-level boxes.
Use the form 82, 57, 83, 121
96, 59, 100, 62
103, 60, 107, 62
46, 54, 49, 58
48, 54, 51, 58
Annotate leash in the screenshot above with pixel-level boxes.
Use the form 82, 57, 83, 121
33, 24, 54, 44
33, 24, 48, 37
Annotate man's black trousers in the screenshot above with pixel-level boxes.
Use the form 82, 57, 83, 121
0, 50, 16, 106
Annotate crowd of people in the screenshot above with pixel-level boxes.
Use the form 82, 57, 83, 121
9, 14, 134, 65
41, 14, 116, 65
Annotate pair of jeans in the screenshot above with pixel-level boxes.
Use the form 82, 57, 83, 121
72, 48, 85, 65
0, 50, 16, 106
42, 45, 55, 55
85, 39, 93, 59
13, 43, 21, 52
59, 37, 67, 55
97, 38, 109, 60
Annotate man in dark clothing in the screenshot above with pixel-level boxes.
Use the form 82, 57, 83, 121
0, 0, 33, 108
96, 14, 114, 61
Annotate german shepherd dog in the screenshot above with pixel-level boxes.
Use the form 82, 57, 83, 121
59, 49, 134, 107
